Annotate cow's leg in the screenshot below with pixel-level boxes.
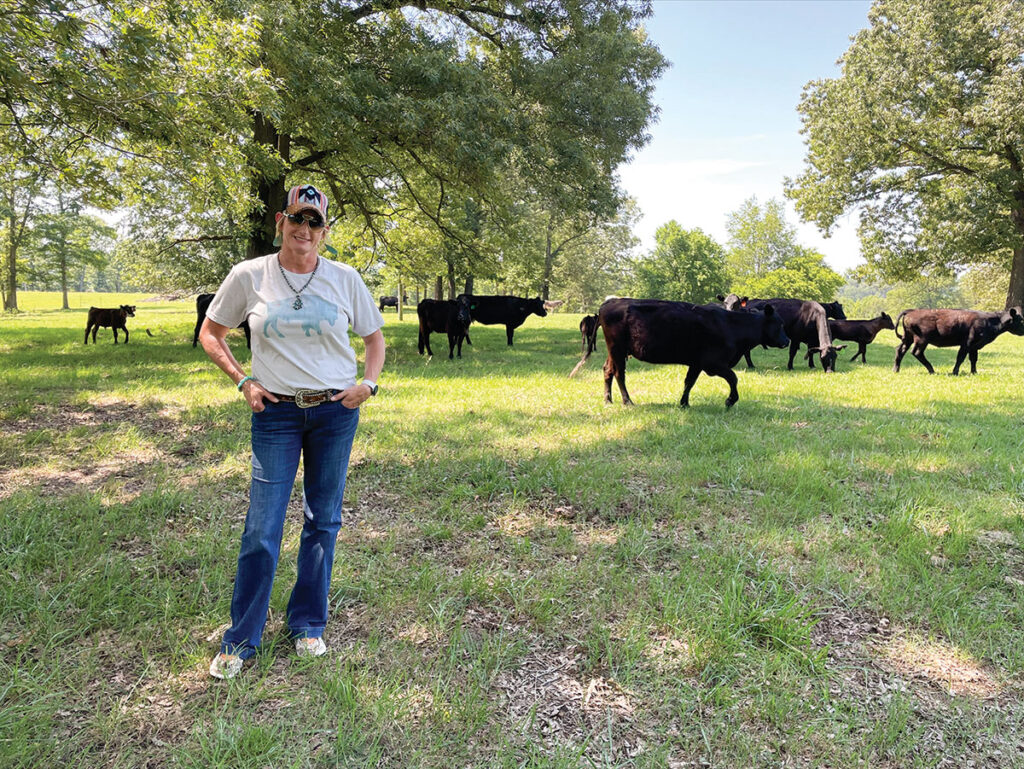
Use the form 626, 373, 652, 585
193, 320, 201, 347
423, 331, 433, 356
852, 343, 866, 363
506, 324, 514, 346
417, 328, 426, 355
84, 324, 92, 345
447, 332, 457, 359
968, 348, 979, 374
708, 365, 739, 408
807, 344, 816, 368
603, 354, 631, 405
787, 340, 800, 370
951, 345, 969, 375
744, 350, 755, 369
911, 342, 934, 373
893, 339, 911, 371
123, 326, 129, 344
455, 332, 465, 358
679, 366, 701, 408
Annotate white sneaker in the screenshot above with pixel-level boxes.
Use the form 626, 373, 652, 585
295, 637, 327, 658
209, 653, 243, 679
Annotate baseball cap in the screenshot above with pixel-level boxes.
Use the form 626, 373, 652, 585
284, 184, 329, 219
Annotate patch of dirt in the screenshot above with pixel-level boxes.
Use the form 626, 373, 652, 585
812, 607, 1024, 766
494, 644, 646, 762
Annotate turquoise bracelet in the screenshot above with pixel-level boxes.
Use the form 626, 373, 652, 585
237, 375, 254, 391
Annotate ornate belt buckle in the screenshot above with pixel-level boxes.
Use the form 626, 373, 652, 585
294, 388, 329, 408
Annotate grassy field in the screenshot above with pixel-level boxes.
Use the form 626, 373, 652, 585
1, 295, 1023, 768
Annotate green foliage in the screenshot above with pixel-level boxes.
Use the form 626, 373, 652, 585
736, 250, 844, 302
960, 263, 1011, 311
885, 273, 965, 313
725, 197, 800, 281
630, 221, 728, 303
787, 0, 1024, 306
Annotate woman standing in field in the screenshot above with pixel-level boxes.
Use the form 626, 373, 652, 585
199, 184, 385, 679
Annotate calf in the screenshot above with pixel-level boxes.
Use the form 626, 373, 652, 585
193, 293, 251, 349
591, 298, 788, 408
579, 314, 600, 357
893, 307, 1024, 374
828, 313, 894, 363
724, 296, 845, 371
456, 294, 551, 346
379, 295, 399, 311
417, 298, 472, 359
85, 305, 136, 344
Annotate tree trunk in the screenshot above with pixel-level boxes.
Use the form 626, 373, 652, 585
4, 212, 17, 311
58, 193, 69, 309
435, 276, 443, 300
247, 112, 290, 260
464, 276, 474, 296
397, 275, 404, 321
1007, 244, 1024, 309
541, 220, 556, 301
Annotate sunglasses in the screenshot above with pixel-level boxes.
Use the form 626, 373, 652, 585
285, 211, 325, 229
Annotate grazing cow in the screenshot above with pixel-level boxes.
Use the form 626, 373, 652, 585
193, 293, 251, 349
723, 296, 845, 371
456, 294, 550, 346
585, 298, 788, 408
579, 314, 600, 357
84, 305, 136, 344
828, 313, 895, 363
893, 307, 1024, 375
417, 298, 472, 359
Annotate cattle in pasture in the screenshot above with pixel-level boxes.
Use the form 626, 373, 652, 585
378, 294, 408, 311
84, 305, 136, 345
586, 298, 788, 408
580, 314, 600, 357
828, 313, 895, 363
723, 296, 845, 371
193, 293, 251, 349
417, 298, 472, 359
893, 307, 1024, 375
456, 294, 553, 346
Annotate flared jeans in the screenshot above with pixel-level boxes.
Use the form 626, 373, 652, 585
221, 399, 359, 659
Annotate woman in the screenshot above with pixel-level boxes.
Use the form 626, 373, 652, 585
200, 184, 385, 679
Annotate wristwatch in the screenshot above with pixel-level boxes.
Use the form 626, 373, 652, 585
362, 379, 379, 396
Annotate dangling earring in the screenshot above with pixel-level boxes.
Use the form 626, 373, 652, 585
272, 233, 282, 247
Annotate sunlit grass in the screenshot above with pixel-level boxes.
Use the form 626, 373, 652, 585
1, 294, 1023, 766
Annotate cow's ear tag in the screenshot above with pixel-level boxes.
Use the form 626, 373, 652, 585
471, 304, 476, 309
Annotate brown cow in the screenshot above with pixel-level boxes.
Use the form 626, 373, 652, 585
828, 313, 895, 363
85, 305, 135, 345
893, 307, 1024, 374
591, 298, 789, 408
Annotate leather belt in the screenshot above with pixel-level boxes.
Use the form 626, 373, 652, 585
271, 389, 338, 408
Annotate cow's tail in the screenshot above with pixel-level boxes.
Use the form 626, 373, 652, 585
893, 310, 909, 340
569, 348, 593, 378
145, 328, 154, 337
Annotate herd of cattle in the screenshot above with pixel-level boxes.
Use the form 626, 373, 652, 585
82, 292, 1024, 408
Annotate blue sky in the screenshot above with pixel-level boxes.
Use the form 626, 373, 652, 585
619, 0, 873, 272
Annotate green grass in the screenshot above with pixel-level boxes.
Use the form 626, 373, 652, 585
2, 295, 1024, 767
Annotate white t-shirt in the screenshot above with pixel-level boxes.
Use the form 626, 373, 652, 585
206, 253, 384, 395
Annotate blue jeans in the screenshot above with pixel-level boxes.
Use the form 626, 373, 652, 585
221, 399, 359, 659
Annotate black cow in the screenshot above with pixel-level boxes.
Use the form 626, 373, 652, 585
723, 296, 845, 371
456, 294, 548, 346
417, 298, 472, 359
588, 298, 788, 408
893, 307, 1024, 375
193, 293, 251, 349
379, 294, 408, 311
579, 314, 600, 357
85, 305, 135, 344
828, 313, 895, 363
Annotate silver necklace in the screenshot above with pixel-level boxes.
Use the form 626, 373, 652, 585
278, 255, 319, 310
